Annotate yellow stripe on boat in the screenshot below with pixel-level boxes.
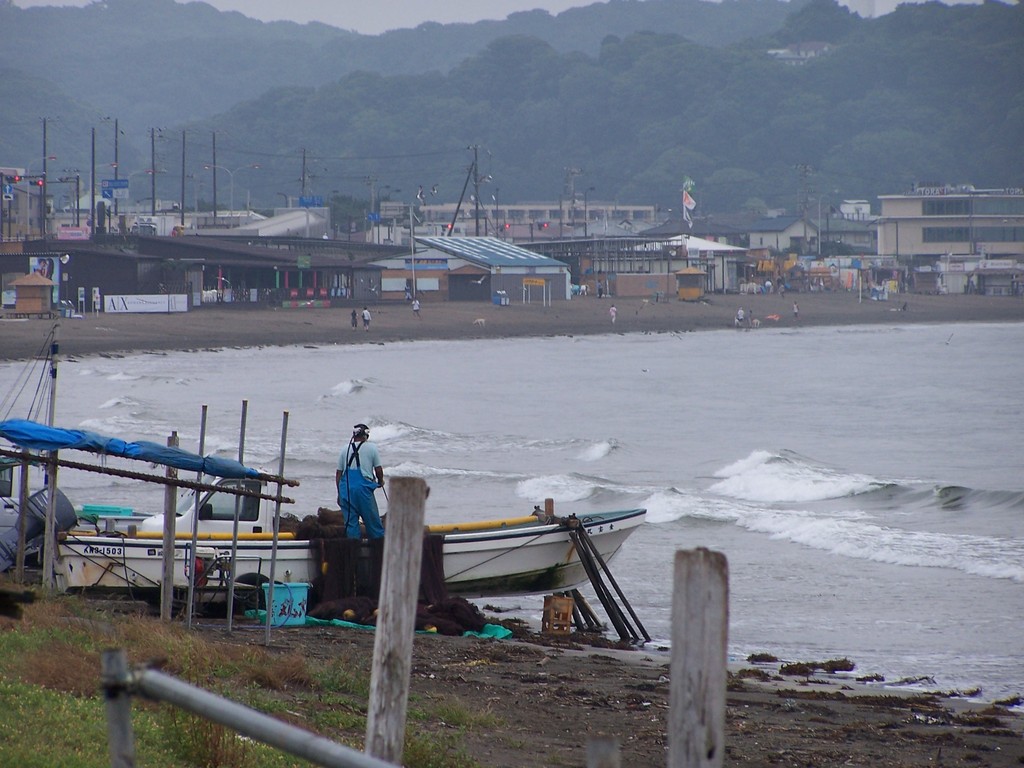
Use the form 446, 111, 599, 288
426, 515, 541, 534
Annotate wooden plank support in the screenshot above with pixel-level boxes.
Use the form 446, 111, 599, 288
365, 476, 428, 764
668, 548, 728, 768
574, 522, 651, 642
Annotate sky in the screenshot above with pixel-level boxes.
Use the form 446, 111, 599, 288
12, 0, 599, 35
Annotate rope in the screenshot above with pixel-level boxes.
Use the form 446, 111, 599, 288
0, 324, 55, 422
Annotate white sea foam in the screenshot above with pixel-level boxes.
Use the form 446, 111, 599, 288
106, 372, 141, 382
710, 450, 884, 502
387, 461, 518, 481
640, 489, 738, 524
576, 440, 614, 461
736, 509, 1024, 583
516, 474, 598, 503
98, 396, 141, 410
327, 379, 367, 397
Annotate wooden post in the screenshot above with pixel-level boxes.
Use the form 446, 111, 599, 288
14, 459, 30, 583
586, 736, 621, 767
160, 432, 179, 621
668, 548, 728, 768
101, 649, 137, 768
41, 454, 59, 590
365, 476, 428, 764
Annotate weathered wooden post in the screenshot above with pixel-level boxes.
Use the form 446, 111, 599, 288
365, 476, 428, 764
160, 432, 179, 621
668, 548, 728, 768
102, 649, 137, 768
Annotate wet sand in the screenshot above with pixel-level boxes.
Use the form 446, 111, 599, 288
2, 292, 1022, 362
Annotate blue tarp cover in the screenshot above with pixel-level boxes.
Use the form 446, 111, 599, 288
0, 419, 260, 479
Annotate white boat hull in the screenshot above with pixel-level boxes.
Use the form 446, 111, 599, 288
56, 509, 646, 601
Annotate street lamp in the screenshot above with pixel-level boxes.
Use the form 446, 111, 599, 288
204, 164, 260, 216
59, 253, 70, 313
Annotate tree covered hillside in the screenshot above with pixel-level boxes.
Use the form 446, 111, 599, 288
186, 0, 1024, 212
0, 0, 797, 139
1, 0, 1020, 214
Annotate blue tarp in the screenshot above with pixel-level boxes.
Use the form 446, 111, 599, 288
0, 419, 260, 479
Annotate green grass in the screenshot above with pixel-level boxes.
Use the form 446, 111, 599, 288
0, 591, 489, 768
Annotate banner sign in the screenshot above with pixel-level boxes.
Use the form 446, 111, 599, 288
104, 294, 188, 313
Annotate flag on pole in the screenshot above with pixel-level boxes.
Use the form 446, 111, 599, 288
681, 177, 696, 229
682, 189, 696, 230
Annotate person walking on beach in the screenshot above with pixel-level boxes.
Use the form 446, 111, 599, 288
609, 304, 617, 324
361, 307, 371, 331
412, 298, 421, 319
735, 307, 745, 328
350, 309, 358, 331
793, 301, 799, 321
336, 423, 385, 539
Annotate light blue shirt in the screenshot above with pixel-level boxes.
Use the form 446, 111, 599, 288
338, 440, 381, 483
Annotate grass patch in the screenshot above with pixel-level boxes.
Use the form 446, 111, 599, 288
0, 591, 487, 768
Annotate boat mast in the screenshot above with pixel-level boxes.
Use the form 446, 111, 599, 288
41, 322, 60, 590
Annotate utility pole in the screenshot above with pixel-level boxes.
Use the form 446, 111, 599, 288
113, 118, 120, 219
90, 127, 96, 237
151, 128, 158, 217
470, 145, 480, 236
795, 163, 813, 255
41, 117, 48, 237
301, 148, 308, 197
564, 167, 582, 236
180, 131, 186, 227
212, 131, 218, 219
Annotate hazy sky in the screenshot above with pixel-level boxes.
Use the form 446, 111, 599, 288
13, 0, 599, 34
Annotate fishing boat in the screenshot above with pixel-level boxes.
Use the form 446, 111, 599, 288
0, 456, 77, 571
0, 418, 645, 603
55, 478, 646, 601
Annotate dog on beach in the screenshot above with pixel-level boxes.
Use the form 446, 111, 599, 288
473, 318, 486, 327
751, 318, 761, 328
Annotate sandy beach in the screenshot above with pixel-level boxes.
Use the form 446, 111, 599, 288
3, 293, 1023, 765
2, 292, 1022, 362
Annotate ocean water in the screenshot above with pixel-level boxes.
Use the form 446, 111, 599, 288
2, 320, 1022, 702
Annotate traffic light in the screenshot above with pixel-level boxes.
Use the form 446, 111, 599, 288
34, 178, 43, 187
504, 223, 511, 230
11, 175, 21, 183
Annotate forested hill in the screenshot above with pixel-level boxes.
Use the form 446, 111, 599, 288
0, 0, 797, 137
1, 0, 1021, 214
188, 0, 1024, 212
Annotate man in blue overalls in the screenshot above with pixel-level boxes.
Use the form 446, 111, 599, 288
336, 423, 385, 539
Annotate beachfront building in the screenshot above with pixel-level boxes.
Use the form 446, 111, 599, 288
416, 200, 659, 242
529, 235, 748, 298
877, 184, 1024, 296
877, 185, 1024, 261
748, 215, 818, 255
372, 236, 570, 302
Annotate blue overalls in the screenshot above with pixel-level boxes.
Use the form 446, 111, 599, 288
338, 443, 384, 539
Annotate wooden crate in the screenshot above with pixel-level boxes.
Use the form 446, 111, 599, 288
541, 595, 574, 635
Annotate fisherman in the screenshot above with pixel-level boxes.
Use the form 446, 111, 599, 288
336, 423, 385, 539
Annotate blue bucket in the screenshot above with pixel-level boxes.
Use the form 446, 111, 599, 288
262, 582, 309, 627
